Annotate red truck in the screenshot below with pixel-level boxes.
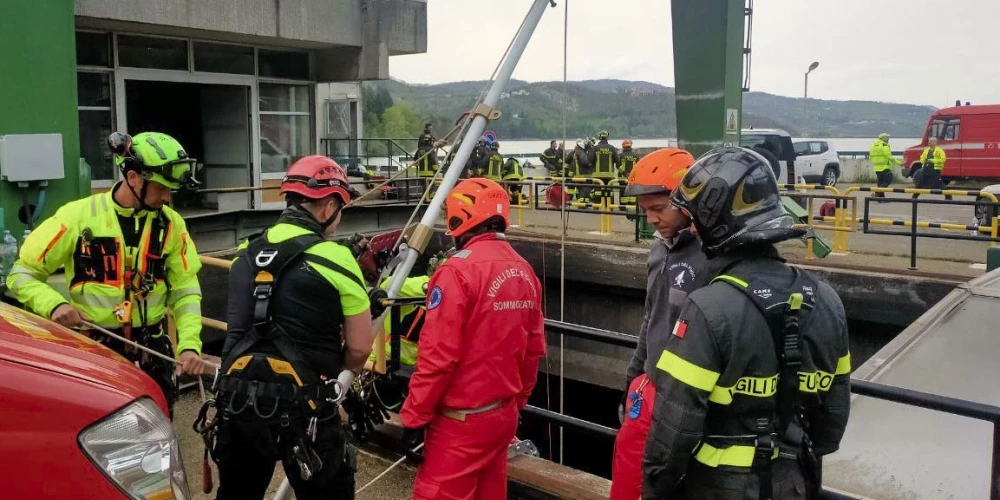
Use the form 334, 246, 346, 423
0, 302, 191, 499
903, 104, 1000, 185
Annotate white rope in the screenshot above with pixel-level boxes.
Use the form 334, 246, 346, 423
355, 443, 425, 494
558, 0, 569, 466
81, 320, 221, 371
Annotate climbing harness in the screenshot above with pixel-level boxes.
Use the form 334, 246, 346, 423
711, 266, 820, 500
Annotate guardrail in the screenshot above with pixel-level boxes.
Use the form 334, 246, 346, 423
841, 186, 1000, 269
779, 184, 853, 258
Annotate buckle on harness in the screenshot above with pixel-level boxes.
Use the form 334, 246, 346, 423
754, 433, 777, 463
253, 283, 273, 299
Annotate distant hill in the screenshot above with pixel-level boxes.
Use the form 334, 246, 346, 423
368, 79, 935, 140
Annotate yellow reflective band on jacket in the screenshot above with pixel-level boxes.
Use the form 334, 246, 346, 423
713, 274, 749, 288
8, 187, 203, 354
656, 350, 719, 392
694, 442, 779, 468
486, 155, 504, 181
709, 375, 779, 405
835, 353, 851, 375
709, 354, 851, 405
594, 149, 614, 177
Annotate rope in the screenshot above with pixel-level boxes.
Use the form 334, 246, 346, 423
81, 320, 221, 372
355, 443, 425, 494
557, 0, 569, 466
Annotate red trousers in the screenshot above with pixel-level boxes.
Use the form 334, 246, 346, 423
412, 400, 519, 500
609, 374, 656, 500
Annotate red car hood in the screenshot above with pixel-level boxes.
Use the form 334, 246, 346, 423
0, 303, 161, 400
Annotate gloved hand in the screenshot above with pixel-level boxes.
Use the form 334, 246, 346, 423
368, 288, 389, 318
347, 233, 369, 258
401, 426, 426, 463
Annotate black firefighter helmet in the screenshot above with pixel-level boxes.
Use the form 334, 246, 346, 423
670, 147, 803, 256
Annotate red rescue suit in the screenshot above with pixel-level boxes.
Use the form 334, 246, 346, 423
609, 373, 657, 500
400, 233, 547, 500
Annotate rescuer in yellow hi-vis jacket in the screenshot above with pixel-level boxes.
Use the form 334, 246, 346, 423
916, 136, 947, 190
7, 131, 204, 413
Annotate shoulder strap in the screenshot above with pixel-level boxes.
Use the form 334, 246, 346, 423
221, 231, 324, 374
302, 252, 366, 291
246, 232, 325, 323
711, 268, 818, 435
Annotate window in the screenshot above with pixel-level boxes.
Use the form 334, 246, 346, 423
259, 84, 312, 174
78, 72, 115, 181
943, 120, 960, 141
324, 100, 359, 157
118, 35, 188, 70
77, 32, 112, 67
194, 42, 254, 75
258, 49, 310, 80
928, 119, 946, 141
794, 142, 808, 155
809, 142, 825, 154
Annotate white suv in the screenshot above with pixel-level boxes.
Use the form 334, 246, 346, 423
793, 140, 841, 186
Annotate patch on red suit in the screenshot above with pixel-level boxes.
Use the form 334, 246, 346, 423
672, 319, 688, 339
428, 286, 443, 310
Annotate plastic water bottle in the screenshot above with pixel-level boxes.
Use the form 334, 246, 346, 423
20, 230, 30, 252
0, 230, 18, 279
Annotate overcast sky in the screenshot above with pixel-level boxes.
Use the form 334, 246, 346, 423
389, 0, 1000, 107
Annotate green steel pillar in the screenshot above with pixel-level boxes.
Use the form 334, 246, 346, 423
671, 0, 745, 157
0, 2, 81, 234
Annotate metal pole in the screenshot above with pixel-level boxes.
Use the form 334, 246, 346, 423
381, 0, 551, 304
992, 422, 1000, 500
803, 71, 808, 117
909, 199, 919, 270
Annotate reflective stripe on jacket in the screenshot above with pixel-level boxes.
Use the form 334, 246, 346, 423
8, 185, 203, 354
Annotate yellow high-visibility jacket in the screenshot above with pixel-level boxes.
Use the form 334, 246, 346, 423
869, 139, 899, 172
920, 146, 946, 170
8, 186, 203, 354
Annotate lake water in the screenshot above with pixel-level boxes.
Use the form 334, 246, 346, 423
499, 137, 921, 156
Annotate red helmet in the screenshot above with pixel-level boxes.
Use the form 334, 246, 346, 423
280, 156, 352, 204
445, 178, 510, 237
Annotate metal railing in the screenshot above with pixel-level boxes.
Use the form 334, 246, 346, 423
320, 137, 418, 175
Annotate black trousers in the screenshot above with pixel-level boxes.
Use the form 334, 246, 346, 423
921, 165, 943, 189
91, 328, 177, 414
214, 409, 356, 500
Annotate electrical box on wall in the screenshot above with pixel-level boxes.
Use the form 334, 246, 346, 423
0, 134, 65, 182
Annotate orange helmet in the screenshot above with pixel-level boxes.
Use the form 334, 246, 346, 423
623, 148, 695, 197
445, 178, 510, 237
622, 139, 633, 149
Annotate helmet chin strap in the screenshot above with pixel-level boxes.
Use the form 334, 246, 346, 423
125, 173, 156, 212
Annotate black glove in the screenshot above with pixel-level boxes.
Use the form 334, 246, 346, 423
401, 426, 425, 463
368, 288, 389, 318
348, 233, 368, 258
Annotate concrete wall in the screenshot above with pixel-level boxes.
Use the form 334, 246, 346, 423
75, 0, 425, 53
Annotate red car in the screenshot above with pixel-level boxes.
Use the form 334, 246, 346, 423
903, 104, 1000, 184
0, 302, 190, 499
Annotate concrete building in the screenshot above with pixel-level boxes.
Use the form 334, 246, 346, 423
72, 0, 427, 210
